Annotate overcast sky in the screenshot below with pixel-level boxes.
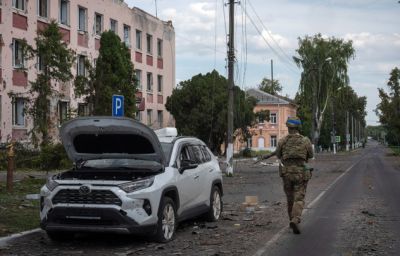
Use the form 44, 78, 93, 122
125, 0, 400, 125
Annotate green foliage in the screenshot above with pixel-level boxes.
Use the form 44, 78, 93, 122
166, 70, 256, 154
366, 125, 385, 141
390, 146, 400, 156
75, 31, 136, 117
0, 142, 70, 171
258, 78, 282, 95
376, 67, 400, 145
294, 33, 356, 146
255, 110, 270, 123
39, 143, 71, 170
25, 21, 75, 146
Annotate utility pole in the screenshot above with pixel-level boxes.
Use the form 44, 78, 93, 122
351, 115, 354, 150
226, 0, 236, 176
346, 111, 350, 151
271, 59, 280, 141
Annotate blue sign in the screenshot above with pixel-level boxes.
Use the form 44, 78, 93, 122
112, 95, 124, 117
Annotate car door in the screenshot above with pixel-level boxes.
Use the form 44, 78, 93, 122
198, 145, 216, 204
187, 144, 208, 206
175, 143, 202, 213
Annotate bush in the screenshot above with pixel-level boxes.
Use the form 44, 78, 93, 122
235, 148, 272, 158
39, 143, 72, 170
0, 142, 71, 171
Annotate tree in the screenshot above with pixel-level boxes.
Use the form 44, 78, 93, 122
75, 31, 136, 117
293, 34, 355, 147
25, 21, 75, 146
258, 78, 282, 95
376, 67, 400, 145
166, 70, 256, 154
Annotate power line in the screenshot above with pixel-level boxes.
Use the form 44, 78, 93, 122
247, 0, 295, 67
240, 3, 299, 74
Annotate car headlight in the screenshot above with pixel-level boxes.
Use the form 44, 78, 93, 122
119, 177, 155, 193
45, 176, 59, 191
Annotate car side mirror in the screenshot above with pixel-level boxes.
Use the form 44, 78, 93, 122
179, 159, 198, 173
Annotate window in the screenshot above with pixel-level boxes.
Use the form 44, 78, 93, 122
37, 54, 45, 71
135, 69, 142, 90
157, 75, 163, 93
0, 96, 2, 124
13, 39, 24, 68
270, 135, 277, 148
12, 98, 25, 126
146, 72, 153, 91
157, 110, 163, 128
78, 6, 87, 32
78, 103, 89, 116
58, 101, 69, 124
12, 0, 25, 11
95, 13, 103, 35
77, 55, 86, 76
147, 109, 152, 126
201, 146, 212, 162
135, 111, 142, 121
146, 34, 152, 54
270, 113, 277, 124
59, 0, 69, 25
38, 0, 48, 18
123, 25, 131, 47
177, 146, 191, 167
190, 145, 205, 164
136, 30, 142, 50
110, 19, 117, 33
157, 39, 163, 57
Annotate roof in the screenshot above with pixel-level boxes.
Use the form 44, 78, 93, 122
246, 88, 296, 106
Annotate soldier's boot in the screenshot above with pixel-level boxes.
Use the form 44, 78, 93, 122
289, 218, 301, 234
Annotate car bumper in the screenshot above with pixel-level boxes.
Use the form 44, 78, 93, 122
41, 207, 157, 235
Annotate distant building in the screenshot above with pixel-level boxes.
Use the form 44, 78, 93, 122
235, 88, 297, 152
0, 0, 175, 143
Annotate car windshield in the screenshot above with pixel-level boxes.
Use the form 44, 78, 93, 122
79, 158, 163, 172
161, 142, 173, 164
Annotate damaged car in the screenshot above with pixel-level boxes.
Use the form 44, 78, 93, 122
39, 116, 223, 242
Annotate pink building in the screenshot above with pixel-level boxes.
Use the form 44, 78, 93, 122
235, 88, 297, 152
0, 0, 175, 143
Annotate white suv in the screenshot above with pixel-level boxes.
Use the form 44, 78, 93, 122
39, 117, 223, 242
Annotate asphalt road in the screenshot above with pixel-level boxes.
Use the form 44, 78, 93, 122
257, 141, 400, 256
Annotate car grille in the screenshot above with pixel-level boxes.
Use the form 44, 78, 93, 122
52, 189, 122, 206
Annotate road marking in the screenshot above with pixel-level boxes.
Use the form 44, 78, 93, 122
252, 155, 365, 256
0, 228, 41, 247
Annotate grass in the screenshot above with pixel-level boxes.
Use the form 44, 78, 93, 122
390, 146, 400, 156
0, 177, 45, 237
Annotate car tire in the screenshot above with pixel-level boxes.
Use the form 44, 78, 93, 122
154, 196, 177, 243
205, 185, 223, 222
46, 231, 72, 241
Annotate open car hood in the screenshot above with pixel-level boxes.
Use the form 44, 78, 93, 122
60, 116, 165, 165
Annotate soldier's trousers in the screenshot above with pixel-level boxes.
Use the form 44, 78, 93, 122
282, 172, 308, 224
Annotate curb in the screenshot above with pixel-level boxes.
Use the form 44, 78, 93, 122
0, 228, 41, 247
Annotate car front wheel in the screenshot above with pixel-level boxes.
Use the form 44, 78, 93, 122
155, 196, 177, 242
206, 185, 222, 221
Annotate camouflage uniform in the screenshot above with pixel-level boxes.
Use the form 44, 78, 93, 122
276, 133, 313, 225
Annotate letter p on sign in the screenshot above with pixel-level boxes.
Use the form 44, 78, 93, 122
112, 95, 124, 117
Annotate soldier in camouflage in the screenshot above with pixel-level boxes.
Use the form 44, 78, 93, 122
275, 116, 313, 234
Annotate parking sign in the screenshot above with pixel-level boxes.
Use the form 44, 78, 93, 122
112, 95, 124, 117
